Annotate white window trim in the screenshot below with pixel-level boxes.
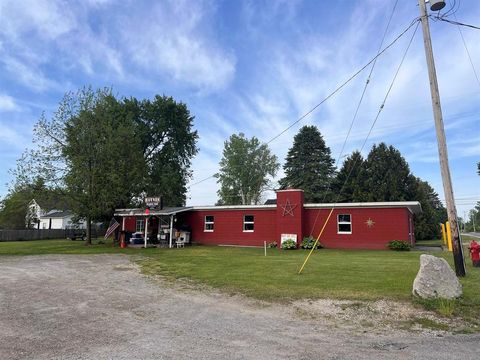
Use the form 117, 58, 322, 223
337, 214, 352, 234
204, 215, 214, 232
136, 219, 145, 233
243, 215, 254, 232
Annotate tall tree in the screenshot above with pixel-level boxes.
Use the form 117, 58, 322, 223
216, 133, 279, 205
361, 143, 416, 201
332, 150, 366, 202
13, 89, 198, 244
62, 91, 145, 243
0, 179, 43, 229
125, 95, 199, 206
278, 125, 336, 202
411, 177, 446, 240
14, 88, 145, 244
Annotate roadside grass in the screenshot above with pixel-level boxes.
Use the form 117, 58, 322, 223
461, 234, 478, 243
416, 239, 443, 247
1, 239, 479, 327
0, 238, 154, 256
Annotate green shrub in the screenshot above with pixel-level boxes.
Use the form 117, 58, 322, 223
281, 239, 297, 250
300, 236, 323, 250
267, 241, 277, 248
387, 240, 411, 251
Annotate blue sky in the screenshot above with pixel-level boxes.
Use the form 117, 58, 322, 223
0, 0, 478, 217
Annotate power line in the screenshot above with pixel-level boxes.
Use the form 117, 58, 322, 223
433, 16, 480, 30
307, 20, 421, 239
452, 13, 480, 89
187, 17, 421, 190
334, 0, 399, 175
306, 0, 402, 234
265, 17, 420, 146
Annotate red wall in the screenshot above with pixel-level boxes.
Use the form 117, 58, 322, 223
118, 189, 416, 250
182, 209, 277, 246
276, 190, 304, 246
303, 207, 412, 250
123, 216, 137, 232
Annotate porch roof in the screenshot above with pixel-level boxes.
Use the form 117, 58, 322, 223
114, 206, 193, 217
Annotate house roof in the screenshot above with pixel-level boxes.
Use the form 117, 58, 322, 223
40, 210, 73, 219
114, 207, 193, 217
31, 197, 70, 212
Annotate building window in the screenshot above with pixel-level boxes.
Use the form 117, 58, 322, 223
338, 214, 352, 234
204, 215, 214, 231
136, 219, 145, 233
243, 215, 254, 232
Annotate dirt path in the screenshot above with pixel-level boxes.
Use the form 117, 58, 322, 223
0, 255, 478, 359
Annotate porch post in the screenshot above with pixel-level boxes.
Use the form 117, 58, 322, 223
144, 216, 149, 248
169, 214, 174, 248
122, 217, 125, 231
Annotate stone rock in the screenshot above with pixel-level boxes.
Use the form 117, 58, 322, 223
412, 254, 462, 299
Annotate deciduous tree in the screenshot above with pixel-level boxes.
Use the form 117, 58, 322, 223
126, 95, 199, 206
216, 133, 279, 205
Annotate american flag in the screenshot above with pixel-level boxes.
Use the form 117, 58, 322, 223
104, 218, 120, 239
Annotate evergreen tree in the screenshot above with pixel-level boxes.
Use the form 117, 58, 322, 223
216, 133, 279, 205
332, 150, 366, 202
278, 125, 336, 202
412, 177, 446, 240
361, 143, 416, 201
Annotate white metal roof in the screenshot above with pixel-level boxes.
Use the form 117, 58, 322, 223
304, 201, 422, 214
114, 201, 422, 216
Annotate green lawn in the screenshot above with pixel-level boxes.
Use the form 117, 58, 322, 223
1, 239, 479, 325
416, 239, 443, 247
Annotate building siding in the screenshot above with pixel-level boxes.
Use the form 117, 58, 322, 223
118, 190, 418, 250
303, 207, 412, 250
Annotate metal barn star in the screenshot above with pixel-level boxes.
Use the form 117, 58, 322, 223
365, 218, 375, 228
281, 199, 297, 217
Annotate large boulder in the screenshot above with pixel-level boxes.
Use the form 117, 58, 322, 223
412, 254, 462, 299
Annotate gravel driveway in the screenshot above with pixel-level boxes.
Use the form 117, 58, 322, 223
0, 254, 478, 359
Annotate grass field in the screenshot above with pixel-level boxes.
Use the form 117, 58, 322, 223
1, 238, 479, 326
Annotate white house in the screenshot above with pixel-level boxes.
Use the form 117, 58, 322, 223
26, 199, 85, 230
39, 210, 84, 230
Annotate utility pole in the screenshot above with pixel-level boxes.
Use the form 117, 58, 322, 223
418, 0, 466, 276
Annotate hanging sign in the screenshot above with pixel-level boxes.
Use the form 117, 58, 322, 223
145, 196, 162, 209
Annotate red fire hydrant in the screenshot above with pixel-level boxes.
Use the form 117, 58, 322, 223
468, 241, 480, 267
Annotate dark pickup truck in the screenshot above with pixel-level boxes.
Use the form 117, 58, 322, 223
65, 228, 86, 241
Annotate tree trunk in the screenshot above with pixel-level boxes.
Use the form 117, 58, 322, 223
85, 216, 92, 246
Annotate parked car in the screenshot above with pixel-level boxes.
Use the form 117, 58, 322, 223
65, 227, 86, 241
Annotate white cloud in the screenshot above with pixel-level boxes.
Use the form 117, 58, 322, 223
0, 94, 18, 112
0, 0, 76, 41
119, 1, 235, 92
0, 123, 28, 147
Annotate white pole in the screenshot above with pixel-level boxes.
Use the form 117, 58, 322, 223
264, 241, 267, 256
122, 217, 125, 231
144, 217, 149, 248
169, 215, 174, 248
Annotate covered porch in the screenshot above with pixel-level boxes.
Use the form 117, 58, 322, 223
114, 207, 193, 248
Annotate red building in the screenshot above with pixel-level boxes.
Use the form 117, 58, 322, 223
114, 189, 421, 250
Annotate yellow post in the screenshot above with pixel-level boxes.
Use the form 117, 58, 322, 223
298, 208, 335, 275
445, 221, 453, 252
440, 223, 447, 246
